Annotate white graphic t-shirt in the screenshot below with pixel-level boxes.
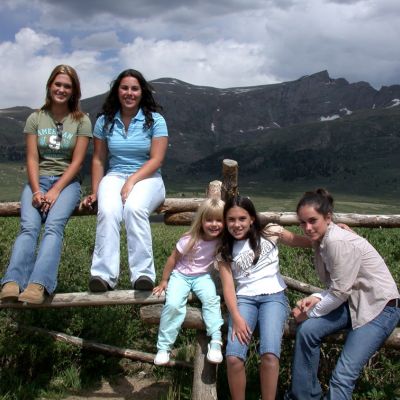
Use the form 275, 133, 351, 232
231, 228, 286, 296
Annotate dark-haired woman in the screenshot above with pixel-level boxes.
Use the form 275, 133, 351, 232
285, 188, 399, 400
0, 65, 92, 304
218, 196, 311, 400
82, 69, 168, 292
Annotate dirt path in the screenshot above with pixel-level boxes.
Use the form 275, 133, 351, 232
62, 368, 171, 400
62, 376, 170, 400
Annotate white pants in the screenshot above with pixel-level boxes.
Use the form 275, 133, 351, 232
90, 173, 165, 288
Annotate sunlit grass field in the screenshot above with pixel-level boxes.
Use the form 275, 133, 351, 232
0, 212, 399, 399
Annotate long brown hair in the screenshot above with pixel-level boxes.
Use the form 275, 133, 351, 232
100, 69, 163, 132
41, 64, 85, 120
220, 196, 264, 264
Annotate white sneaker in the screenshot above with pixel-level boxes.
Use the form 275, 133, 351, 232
207, 340, 223, 364
154, 350, 170, 366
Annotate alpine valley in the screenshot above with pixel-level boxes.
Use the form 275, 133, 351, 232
1, 70, 400, 198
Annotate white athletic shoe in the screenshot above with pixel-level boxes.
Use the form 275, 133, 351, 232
207, 340, 223, 364
154, 350, 170, 366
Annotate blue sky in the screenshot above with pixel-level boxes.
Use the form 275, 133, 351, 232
0, 0, 399, 108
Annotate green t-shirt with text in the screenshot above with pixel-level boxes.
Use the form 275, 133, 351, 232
24, 110, 92, 176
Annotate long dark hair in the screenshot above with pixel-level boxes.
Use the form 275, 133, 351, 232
42, 64, 84, 120
100, 69, 163, 132
220, 196, 263, 264
296, 188, 334, 217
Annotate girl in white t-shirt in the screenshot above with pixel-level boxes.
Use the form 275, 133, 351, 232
153, 198, 225, 366
218, 196, 310, 400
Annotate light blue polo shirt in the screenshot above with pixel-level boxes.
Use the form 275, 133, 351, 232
93, 108, 168, 174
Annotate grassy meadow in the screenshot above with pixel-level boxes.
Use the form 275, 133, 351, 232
0, 213, 399, 399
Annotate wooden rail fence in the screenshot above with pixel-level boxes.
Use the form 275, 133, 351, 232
1, 159, 399, 400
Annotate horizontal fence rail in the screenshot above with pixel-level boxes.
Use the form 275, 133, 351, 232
1, 160, 399, 226
1, 201, 400, 227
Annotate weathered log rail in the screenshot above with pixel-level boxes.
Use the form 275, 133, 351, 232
3, 280, 398, 347
2, 202, 400, 228
0, 275, 321, 310
139, 304, 400, 350
0, 289, 196, 309
2, 287, 399, 353
2, 201, 400, 227
259, 211, 400, 228
0, 198, 206, 218
13, 323, 192, 369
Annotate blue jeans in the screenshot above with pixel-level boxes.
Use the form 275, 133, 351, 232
157, 271, 223, 351
226, 291, 289, 360
91, 173, 165, 288
1, 177, 80, 294
289, 302, 400, 400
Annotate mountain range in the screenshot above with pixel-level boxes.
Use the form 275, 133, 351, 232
1, 70, 400, 197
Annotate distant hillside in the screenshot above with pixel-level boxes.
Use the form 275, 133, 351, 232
1, 70, 400, 196
183, 106, 400, 197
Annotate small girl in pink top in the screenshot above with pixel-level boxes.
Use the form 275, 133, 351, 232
153, 198, 225, 366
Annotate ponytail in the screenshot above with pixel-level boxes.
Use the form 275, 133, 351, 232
296, 188, 334, 217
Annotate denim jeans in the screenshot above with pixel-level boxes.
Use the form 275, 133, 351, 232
289, 302, 400, 400
226, 291, 289, 360
157, 271, 223, 351
90, 173, 165, 288
2, 177, 80, 294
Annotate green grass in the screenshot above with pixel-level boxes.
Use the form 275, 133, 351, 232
243, 193, 400, 215
0, 216, 399, 399
0, 163, 27, 202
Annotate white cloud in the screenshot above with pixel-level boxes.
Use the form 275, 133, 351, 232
0, 28, 111, 108
119, 38, 278, 88
0, 27, 61, 58
0, 0, 400, 107
261, 0, 400, 87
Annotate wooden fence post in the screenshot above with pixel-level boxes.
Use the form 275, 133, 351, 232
221, 159, 238, 201
192, 331, 218, 400
207, 180, 222, 200
164, 180, 223, 225
190, 178, 222, 398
